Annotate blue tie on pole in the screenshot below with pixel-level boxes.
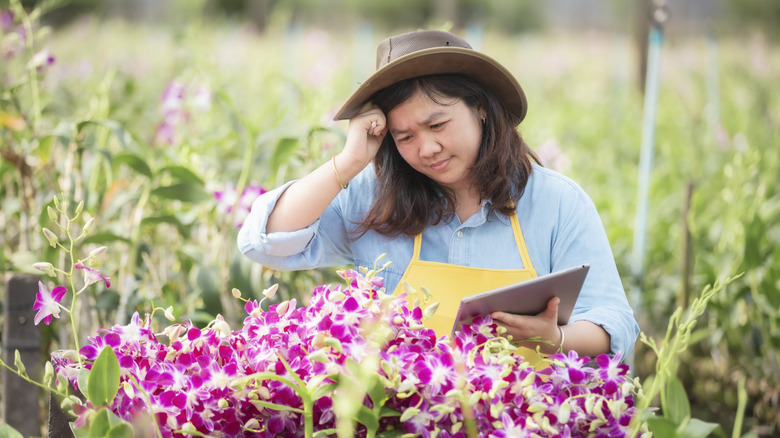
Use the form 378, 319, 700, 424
628, 1, 669, 370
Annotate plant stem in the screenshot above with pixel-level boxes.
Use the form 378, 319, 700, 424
0, 358, 68, 398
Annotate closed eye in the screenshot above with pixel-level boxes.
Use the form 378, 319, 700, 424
431, 121, 448, 130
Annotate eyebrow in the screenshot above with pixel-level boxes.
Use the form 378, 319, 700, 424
390, 110, 449, 136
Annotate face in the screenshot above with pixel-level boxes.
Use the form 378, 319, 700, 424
387, 90, 485, 195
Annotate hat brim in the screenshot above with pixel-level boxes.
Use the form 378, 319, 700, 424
333, 46, 527, 122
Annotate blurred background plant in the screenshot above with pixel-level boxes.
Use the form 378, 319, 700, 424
0, 0, 778, 436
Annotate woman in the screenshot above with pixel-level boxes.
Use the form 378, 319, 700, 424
238, 30, 639, 359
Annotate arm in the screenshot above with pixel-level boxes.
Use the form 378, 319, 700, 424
492, 170, 639, 357
267, 105, 387, 233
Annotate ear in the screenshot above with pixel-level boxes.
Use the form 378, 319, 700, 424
478, 108, 487, 121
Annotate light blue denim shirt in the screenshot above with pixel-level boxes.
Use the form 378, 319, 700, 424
237, 163, 640, 356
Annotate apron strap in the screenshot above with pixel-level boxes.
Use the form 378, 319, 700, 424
510, 214, 537, 276
412, 233, 423, 260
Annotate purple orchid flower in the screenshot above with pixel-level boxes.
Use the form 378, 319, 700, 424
75, 263, 111, 288
33, 281, 67, 325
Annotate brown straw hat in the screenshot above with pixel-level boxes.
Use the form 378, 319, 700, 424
333, 29, 527, 122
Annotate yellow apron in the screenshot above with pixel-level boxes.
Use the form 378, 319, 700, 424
392, 213, 544, 363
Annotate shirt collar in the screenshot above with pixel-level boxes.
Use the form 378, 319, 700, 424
482, 200, 513, 226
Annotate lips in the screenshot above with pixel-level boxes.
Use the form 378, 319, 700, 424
430, 157, 451, 171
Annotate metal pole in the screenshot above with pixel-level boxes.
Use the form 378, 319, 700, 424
630, 2, 669, 306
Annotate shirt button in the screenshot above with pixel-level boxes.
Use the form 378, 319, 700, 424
456, 231, 464, 239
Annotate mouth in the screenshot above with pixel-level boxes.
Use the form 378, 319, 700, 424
430, 157, 451, 171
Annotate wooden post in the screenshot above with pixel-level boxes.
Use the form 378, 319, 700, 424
2, 274, 42, 437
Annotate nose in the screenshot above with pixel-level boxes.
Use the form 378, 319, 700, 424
418, 134, 442, 158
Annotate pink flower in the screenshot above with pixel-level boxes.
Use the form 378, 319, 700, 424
28, 48, 56, 74
33, 281, 68, 325
213, 182, 267, 228
75, 263, 111, 288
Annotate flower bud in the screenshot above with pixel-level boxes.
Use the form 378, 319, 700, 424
308, 349, 329, 363
81, 217, 95, 235
14, 350, 26, 375
42, 228, 58, 248
323, 336, 342, 353
328, 290, 345, 302
33, 262, 56, 277
262, 283, 278, 299
399, 407, 420, 422
218, 398, 229, 408
47, 206, 58, 221
244, 418, 260, 430
275, 301, 289, 316
423, 302, 440, 320
56, 376, 69, 394
213, 319, 231, 336
558, 401, 571, 424
88, 246, 108, 260
163, 306, 175, 321
44, 361, 54, 387
74, 201, 84, 216
123, 381, 135, 399
231, 288, 242, 299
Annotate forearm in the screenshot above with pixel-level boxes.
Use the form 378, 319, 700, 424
266, 153, 366, 233
559, 320, 610, 357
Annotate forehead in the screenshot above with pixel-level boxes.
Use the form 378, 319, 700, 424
387, 91, 462, 128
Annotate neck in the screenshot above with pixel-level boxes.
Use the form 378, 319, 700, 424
454, 187, 482, 223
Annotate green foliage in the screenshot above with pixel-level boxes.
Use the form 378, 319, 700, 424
85, 346, 121, 407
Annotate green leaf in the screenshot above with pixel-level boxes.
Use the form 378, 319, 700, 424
378, 405, 401, 418
367, 378, 388, 412
0, 423, 24, 438
82, 231, 132, 245
77, 368, 90, 396
269, 137, 300, 180
310, 382, 339, 401
86, 408, 111, 437
355, 404, 379, 431
647, 416, 679, 437
112, 151, 153, 178
87, 347, 121, 407
665, 377, 691, 426
77, 119, 137, 150
151, 182, 211, 203
140, 215, 184, 228
680, 418, 723, 438
106, 423, 134, 438
158, 165, 204, 184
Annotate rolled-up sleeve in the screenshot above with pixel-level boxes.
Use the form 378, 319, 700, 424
236, 181, 352, 270
547, 177, 640, 357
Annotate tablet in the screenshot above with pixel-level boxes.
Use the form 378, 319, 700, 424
451, 264, 589, 336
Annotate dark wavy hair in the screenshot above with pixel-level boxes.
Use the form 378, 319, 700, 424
353, 74, 539, 237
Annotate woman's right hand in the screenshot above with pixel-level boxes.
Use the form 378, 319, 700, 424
341, 102, 387, 169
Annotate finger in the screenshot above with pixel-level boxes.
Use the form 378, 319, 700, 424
490, 311, 524, 326
539, 297, 560, 322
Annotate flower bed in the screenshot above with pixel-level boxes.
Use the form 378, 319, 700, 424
52, 270, 639, 437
